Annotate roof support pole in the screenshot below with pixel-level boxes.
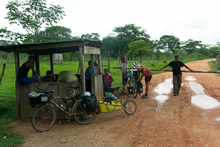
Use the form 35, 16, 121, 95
14, 51, 20, 118
91, 54, 95, 95
50, 53, 54, 74
79, 46, 85, 92
34, 54, 40, 76
98, 54, 101, 74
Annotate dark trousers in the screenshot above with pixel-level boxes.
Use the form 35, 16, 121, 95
173, 74, 182, 94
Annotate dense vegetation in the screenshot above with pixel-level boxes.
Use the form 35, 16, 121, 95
0, 0, 220, 146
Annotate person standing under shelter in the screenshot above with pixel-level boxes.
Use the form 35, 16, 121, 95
160, 55, 193, 96
17, 56, 41, 84
137, 64, 152, 99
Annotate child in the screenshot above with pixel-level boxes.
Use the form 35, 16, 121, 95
103, 69, 114, 89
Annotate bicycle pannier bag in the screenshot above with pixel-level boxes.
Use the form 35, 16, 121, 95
27, 91, 48, 108
83, 95, 97, 112
137, 81, 143, 93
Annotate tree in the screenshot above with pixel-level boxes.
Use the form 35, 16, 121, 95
0, 27, 24, 44
158, 35, 180, 53
5, 0, 65, 43
101, 34, 118, 57
113, 24, 151, 55
183, 39, 202, 54
81, 33, 100, 41
22, 26, 73, 44
128, 40, 151, 62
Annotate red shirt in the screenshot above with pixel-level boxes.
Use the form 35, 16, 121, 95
142, 67, 152, 77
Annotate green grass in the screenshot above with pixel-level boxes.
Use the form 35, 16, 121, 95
209, 60, 220, 76
0, 58, 197, 146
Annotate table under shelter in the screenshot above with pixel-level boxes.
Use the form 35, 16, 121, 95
0, 40, 103, 118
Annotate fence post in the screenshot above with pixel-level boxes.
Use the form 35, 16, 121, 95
217, 55, 220, 70
121, 55, 127, 90
108, 51, 110, 73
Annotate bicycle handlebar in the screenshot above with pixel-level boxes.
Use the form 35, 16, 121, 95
38, 87, 55, 94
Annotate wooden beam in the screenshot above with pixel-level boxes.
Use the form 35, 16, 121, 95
98, 54, 101, 74
79, 46, 85, 92
84, 46, 100, 55
113, 67, 220, 73
50, 53, 54, 74
121, 55, 127, 90
0, 64, 6, 85
91, 55, 95, 95
14, 52, 20, 118
108, 51, 110, 73
34, 55, 40, 76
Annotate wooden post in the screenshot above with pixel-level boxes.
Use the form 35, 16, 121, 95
0, 64, 6, 85
91, 55, 95, 95
98, 55, 101, 74
101, 56, 104, 72
121, 55, 127, 90
50, 53, 54, 74
14, 52, 20, 118
35, 55, 40, 76
108, 51, 110, 73
217, 55, 220, 70
79, 46, 86, 92
119, 50, 121, 66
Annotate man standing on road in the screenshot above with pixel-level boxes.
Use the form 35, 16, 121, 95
160, 55, 193, 96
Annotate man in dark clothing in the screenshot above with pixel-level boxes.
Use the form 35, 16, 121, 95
17, 56, 41, 84
160, 55, 193, 96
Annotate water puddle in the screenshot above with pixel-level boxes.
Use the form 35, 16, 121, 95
191, 95, 220, 109
185, 76, 196, 81
154, 79, 173, 110
215, 117, 220, 122
188, 82, 204, 94
154, 79, 173, 96
185, 76, 220, 109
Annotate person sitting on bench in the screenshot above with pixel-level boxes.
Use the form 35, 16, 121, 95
17, 56, 41, 84
103, 68, 114, 89
41, 70, 56, 82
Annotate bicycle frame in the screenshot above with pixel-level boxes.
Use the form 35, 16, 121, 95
45, 95, 85, 118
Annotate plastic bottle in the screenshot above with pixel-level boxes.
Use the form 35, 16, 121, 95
60, 104, 66, 110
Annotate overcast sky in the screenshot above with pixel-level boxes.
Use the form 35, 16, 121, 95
1, 0, 220, 45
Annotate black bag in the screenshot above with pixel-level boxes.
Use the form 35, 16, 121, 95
127, 86, 133, 94
137, 81, 143, 93
27, 92, 48, 108
83, 95, 97, 112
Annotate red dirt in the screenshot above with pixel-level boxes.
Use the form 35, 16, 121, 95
9, 59, 220, 147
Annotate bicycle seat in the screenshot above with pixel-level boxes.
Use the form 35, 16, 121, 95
70, 85, 80, 89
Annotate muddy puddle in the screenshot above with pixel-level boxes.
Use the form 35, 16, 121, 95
153, 78, 173, 111
215, 117, 220, 122
185, 76, 220, 109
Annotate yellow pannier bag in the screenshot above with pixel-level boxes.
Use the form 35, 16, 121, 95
98, 100, 123, 112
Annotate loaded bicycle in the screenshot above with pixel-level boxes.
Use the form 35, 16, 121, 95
28, 85, 137, 132
124, 69, 143, 98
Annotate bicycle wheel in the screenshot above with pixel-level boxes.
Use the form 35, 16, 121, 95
73, 100, 96, 125
31, 104, 56, 132
124, 100, 137, 115
132, 81, 138, 98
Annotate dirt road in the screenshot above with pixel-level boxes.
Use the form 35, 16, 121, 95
10, 59, 220, 147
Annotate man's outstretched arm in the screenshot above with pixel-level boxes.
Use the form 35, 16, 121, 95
160, 64, 169, 70
184, 65, 193, 71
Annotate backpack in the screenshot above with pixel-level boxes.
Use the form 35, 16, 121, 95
83, 95, 97, 112
137, 81, 143, 93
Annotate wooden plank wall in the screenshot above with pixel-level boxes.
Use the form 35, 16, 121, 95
95, 74, 103, 100
18, 81, 80, 118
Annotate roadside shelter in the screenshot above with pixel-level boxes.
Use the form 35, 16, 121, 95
0, 40, 103, 118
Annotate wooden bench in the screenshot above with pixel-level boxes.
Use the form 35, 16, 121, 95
104, 86, 120, 98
